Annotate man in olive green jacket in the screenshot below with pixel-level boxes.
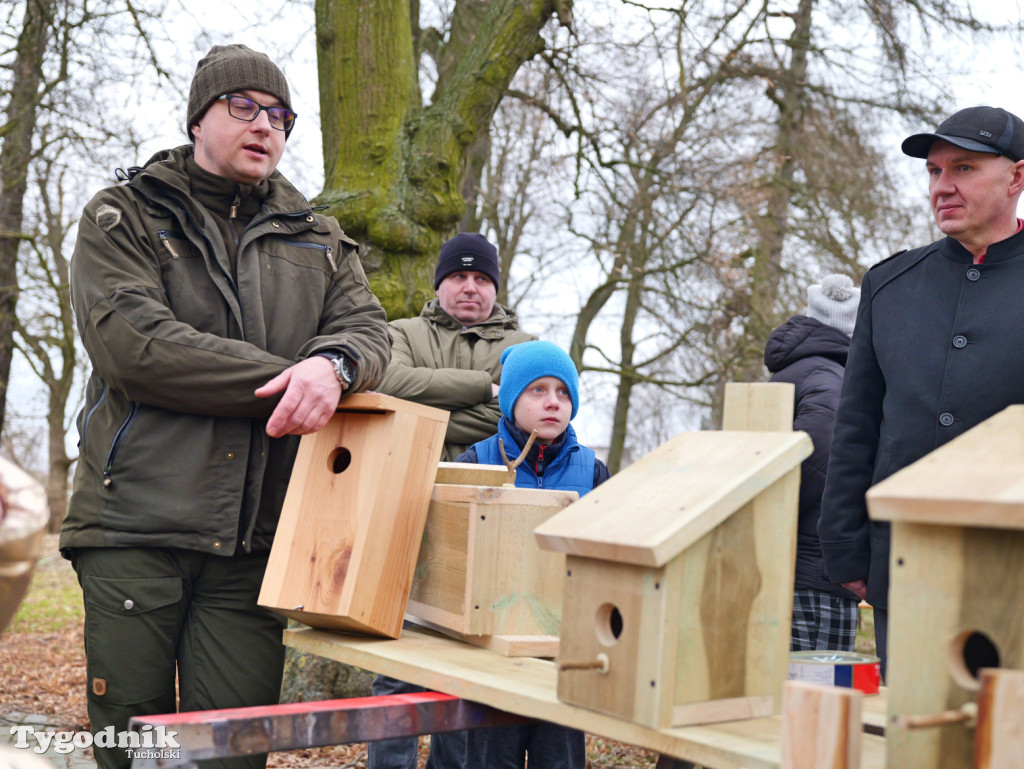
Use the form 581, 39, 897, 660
62, 45, 390, 769
378, 232, 536, 461
371, 233, 534, 769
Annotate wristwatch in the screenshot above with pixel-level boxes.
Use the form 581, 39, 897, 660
321, 352, 355, 389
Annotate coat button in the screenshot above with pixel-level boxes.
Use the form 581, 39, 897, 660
952, 335, 967, 348
272, 221, 281, 228
123, 599, 134, 611
966, 268, 981, 281
226, 452, 235, 459
213, 540, 222, 550
939, 412, 955, 427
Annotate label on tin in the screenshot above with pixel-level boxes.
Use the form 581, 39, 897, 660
787, 651, 881, 694
788, 662, 835, 686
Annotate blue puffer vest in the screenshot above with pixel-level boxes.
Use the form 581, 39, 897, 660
473, 419, 596, 496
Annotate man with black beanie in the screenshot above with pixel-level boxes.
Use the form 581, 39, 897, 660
62, 44, 391, 769
820, 105, 1024, 680
379, 232, 536, 461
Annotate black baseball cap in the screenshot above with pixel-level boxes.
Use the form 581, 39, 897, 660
902, 106, 1024, 162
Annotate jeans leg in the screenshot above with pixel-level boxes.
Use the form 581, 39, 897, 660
368, 675, 424, 769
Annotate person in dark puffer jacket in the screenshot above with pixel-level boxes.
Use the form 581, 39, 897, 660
764, 274, 862, 652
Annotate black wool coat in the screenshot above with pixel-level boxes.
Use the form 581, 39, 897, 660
819, 228, 1024, 610
765, 315, 857, 599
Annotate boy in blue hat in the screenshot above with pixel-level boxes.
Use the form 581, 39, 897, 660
448, 339, 610, 768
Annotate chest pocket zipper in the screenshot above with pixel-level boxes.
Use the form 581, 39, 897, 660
157, 230, 181, 259
279, 240, 336, 272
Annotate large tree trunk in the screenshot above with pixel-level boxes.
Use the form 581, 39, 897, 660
733, 0, 815, 385
315, 0, 567, 319
0, 0, 53, 439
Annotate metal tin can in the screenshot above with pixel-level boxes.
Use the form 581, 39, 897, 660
787, 651, 881, 694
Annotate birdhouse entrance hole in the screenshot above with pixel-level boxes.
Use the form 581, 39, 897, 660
948, 629, 1000, 690
329, 447, 352, 474
595, 603, 624, 646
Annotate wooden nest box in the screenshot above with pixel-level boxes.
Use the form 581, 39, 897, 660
259, 393, 448, 638
867, 404, 1024, 769
405, 463, 578, 658
534, 383, 811, 729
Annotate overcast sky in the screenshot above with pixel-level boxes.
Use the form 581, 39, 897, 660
7, 0, 1024, 461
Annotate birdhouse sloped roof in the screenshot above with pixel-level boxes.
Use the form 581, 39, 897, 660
533, 429, 811, 568
867, 405, 1024, 530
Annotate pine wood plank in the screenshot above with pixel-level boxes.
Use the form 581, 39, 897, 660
722, 382, 795, 432
676, 469, 800, 709
974, 668, 1024, 769
283, 626, 887, 769
780, 682, 862, 769
405, 614, 559, 657
408, 496, 470, 620
867, 405, 1024, 529
534, 430, 811, 567
434, 462, 507, 486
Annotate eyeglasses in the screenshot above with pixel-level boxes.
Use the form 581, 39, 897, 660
216, 94, 296, 132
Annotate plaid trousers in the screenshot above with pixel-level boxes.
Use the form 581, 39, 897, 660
790, 587, 859, 652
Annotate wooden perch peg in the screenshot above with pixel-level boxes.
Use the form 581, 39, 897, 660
558, 653, 610, 674
895, 702, 978, 730
498, 429, 539, 486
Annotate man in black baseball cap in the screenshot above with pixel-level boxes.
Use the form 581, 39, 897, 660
819, 104, 1024, 684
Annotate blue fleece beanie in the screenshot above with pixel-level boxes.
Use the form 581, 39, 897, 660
499, 341, 580, 421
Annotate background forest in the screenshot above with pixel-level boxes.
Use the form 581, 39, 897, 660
1, 0, 1021, 531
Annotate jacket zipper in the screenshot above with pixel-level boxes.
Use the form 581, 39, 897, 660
280, 240, 336, 271
180, 206, 247, 341
156, 231, 181, 259
80, 385, 107, 450
102, 402, 139, 488
229, 193, 241, 246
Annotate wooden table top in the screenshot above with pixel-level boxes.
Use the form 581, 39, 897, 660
284, 626, 887, 769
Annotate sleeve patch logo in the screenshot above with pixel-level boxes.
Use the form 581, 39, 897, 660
96, 205, 122, 231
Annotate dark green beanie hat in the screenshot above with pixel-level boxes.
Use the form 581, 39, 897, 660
186, 44, 292, 140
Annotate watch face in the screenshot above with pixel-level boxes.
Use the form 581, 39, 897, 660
336, 355, 354, 384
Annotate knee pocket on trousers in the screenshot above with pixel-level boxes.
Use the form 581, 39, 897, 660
83, 575, 182, 705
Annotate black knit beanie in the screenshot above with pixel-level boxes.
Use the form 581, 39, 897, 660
434, 233, 501, 290
186, 44, 293, 140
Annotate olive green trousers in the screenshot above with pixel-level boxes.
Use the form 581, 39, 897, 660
72, 547, 286, 769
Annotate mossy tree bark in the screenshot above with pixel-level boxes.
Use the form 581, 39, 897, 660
314, 0, 569, 319
0, 0, 54, 441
